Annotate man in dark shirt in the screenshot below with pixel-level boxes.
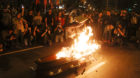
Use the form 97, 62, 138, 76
46, 9, 54, 32
25, 10, 34, 28
41, 22, 52, 45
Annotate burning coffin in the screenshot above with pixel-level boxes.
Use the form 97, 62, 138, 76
35, 26, 100, 78
35, 55, 86, 78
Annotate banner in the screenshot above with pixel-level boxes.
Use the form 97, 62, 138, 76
36, 0, 40, 5
56, 0, 59, 5
44, 0, 47, 8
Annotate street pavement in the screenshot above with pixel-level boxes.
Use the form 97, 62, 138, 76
79, 47, 140, 78
0, 40, 140, 78
0, 39, 73, 78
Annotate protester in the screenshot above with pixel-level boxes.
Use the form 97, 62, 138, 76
46, 9, 54, 33
0, 1, 140, 51
54, 12, 64, 42
33, 11, 42, 28
13, 13, 27, 47
41, 20, 52, 45
24, 24, 32, 46
25, 10, 34, 29
113, 23, 126, 46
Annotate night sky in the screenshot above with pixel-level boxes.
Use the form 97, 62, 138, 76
94, 0, 139, 9
0, 0, 140, 10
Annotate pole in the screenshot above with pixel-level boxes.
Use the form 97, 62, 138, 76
106, 0, 109, 10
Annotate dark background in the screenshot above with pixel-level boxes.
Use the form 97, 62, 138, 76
0, 0, 140, 12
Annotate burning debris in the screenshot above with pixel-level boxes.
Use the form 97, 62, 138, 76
56, 26, 100, 60
35, 26, 101, 78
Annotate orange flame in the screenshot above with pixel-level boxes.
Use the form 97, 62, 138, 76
56, 26, 100, 60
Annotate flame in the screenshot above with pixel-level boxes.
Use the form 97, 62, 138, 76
56, 26, 100, 60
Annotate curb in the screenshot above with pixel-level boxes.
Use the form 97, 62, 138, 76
0, 46, 44, 56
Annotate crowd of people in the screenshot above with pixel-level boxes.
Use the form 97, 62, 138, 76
86, 10, 140, 46
0, 4, 67, 52
0, 4, 140, 52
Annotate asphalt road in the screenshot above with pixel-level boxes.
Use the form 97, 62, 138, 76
0, 39, 73, 78
0, 40, 140, 78
79, 47, 140, 78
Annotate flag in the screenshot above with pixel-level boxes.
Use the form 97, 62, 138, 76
49, 0, 52, 4
56, 0, 59, 5
36, 0, 40, 5
44, 0, 47, 8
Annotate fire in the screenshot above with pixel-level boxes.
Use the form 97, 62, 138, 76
56, 26, 100, 60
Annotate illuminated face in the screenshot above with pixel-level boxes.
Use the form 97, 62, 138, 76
45, 18, 47, 23
25, 24, 28, 28
49, 10, 52, 15
9, 30, 13, 34
37, 12, 40, 16
29, 11, 33, 15
107, 11, 111, 16
99, 13, 103, 17
59, 12, 62, 17
17, 13, 21, 18
118, 24, 122, 28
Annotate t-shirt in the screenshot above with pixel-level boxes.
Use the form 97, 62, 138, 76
26, 15, 33, 25
46, 14, 53, 25
131, 16, 138, 25
33, 16, 42, 25
14, 18, 25, 33
55, 26, 63, 35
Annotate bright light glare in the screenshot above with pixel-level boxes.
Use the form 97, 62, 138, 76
56, 26, 100, 60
